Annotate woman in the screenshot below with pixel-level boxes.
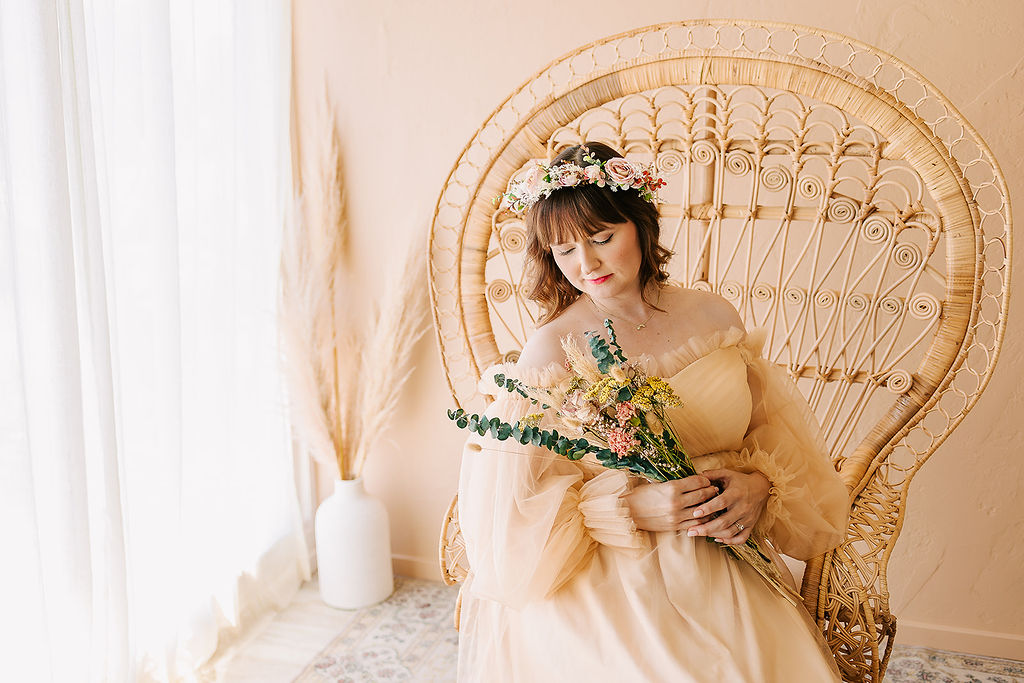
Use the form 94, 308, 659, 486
456, 142, 849, 682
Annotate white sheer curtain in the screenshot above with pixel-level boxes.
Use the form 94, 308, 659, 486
0, 2, 308, 680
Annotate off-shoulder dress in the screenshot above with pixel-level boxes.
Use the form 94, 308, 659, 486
456, 326, 849, 682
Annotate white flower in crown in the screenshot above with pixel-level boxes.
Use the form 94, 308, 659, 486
553, 163, 586, 187
584, 164, 605, 186
604, 157, 638, 187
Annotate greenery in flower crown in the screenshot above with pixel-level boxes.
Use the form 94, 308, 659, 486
496, 148, 667, 216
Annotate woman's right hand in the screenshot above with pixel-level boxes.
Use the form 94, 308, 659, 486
623, 475, 720, 532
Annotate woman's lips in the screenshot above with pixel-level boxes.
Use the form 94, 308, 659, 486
587, 274, 612, 285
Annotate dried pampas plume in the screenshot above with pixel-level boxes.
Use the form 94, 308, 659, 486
280, 198, 338, 469
561, 333, 602, 384
352, 237, 428, 476
280, 89, 427, 480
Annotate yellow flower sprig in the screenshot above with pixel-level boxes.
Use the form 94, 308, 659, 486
631, 377, 681, 411
583, 377, 623, 404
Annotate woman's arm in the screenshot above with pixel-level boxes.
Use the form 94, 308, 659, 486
458, 327, 647, 608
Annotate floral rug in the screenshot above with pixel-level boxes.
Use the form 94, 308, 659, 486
293, 576, 459, 682
293, 577, 1022, 682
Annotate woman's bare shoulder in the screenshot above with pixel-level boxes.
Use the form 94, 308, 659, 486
516, 319, 574, 371
665, 284, 745, 333
517, 296, 604, 371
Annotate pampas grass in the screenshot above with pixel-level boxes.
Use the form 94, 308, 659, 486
279, 197, 340, 469
280, 93, 427, 480
351, 240, 428, 476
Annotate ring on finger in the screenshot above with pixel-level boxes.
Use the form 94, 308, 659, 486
733, 522, 746, 532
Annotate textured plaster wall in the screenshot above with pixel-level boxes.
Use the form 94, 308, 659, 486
292, 0, 1024, 659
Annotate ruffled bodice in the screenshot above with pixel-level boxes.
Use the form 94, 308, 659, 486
478, 326, 759, 471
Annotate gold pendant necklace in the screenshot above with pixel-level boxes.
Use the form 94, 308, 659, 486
586, 294, 658, 330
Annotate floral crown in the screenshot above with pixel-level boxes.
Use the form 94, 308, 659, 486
497, 148, 667, 216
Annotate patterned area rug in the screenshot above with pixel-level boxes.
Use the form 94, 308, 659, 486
293, 577, 459, 682
885, 646, 1024, 682
294, 577, 1023, 682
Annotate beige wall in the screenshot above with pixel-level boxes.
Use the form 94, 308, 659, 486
293, 0, 1024, 659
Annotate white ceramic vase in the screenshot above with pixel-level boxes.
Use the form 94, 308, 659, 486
314, 477, 394, 609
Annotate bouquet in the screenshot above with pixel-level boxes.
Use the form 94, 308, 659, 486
448, 320, 800, 605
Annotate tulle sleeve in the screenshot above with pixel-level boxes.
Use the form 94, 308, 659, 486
727, 330, 850, 560
457, 363, 646, 609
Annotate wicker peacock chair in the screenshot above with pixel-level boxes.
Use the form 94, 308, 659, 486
429, 20, 1011, 682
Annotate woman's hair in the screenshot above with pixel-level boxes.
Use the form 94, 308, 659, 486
524, 142, 672, 325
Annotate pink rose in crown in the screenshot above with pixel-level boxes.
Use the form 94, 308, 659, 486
604, 157, 638, 186
522, 165, 550, 198
584, 164, 604, 185
554, 163, 585, 187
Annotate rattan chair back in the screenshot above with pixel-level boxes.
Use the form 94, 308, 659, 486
429, 21, 1011, 682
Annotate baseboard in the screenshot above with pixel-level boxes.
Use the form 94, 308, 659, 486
392, 553, 444, 581
896, 619, 1024, 661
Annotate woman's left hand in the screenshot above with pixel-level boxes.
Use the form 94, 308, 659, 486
685, 469, 770, 545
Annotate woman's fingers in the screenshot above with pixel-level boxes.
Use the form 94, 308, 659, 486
676, 512, 715, 531
690, 490, 730, 519
678, 485, 719, 509
718, 525, 753, 545
689, 512, 744, 539
626, 477, 714, 532
670, 475, 711, 494
683, 469, 770, 539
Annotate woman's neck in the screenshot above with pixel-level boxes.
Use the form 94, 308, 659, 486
585, 283, 662, 328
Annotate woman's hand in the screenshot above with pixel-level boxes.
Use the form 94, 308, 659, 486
623, 475, 720, 533
685, 469, 770, 545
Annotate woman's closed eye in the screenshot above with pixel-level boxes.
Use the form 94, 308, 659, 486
554, 234, 612, 256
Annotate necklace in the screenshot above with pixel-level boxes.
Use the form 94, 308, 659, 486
586, 293, 660, 331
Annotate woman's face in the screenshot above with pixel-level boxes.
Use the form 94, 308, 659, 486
549, 219, 643, 301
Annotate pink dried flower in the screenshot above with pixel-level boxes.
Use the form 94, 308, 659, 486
615, 401, 637, 425
604, 157, 638, 186
607, 426, 639, 457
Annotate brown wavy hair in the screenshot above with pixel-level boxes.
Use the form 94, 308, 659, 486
524, 142, 672, 325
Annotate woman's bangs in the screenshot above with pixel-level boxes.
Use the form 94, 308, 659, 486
530, 188, 625, 249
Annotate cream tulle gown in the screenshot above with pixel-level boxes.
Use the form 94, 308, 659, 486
456, 326, 850, 682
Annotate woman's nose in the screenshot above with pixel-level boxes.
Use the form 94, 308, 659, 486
579, 245, 601, 273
